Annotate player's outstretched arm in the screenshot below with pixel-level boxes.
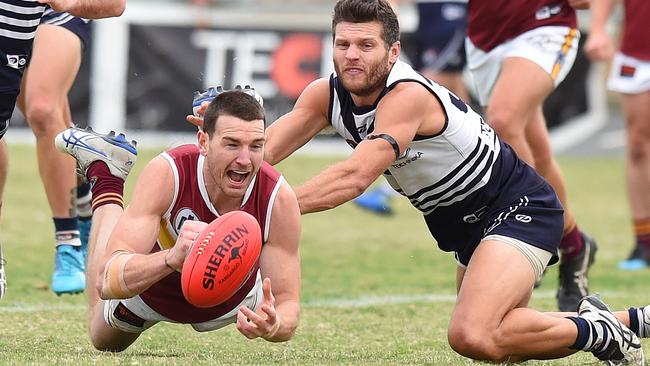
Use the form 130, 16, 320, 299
236, 180, 301, 342
97, 156, 180, 299
293, 83, 443, 214
37, 0, 125, 18
264, 78, 331, 165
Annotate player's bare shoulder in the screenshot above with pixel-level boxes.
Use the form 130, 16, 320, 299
379, 81, 446, 136
127, 154, 175, 216
295, 77, 331, 113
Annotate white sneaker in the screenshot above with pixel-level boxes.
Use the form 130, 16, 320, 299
579, 295, 644, 365
0, 241, 6, 300
55, 127, 137, 181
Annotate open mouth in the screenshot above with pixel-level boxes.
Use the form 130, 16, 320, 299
227, 170, 249, 184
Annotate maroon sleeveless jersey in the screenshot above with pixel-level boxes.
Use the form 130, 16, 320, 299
467, 0, 577, 52
621, 0, 650, 61
139, 144, 284, 323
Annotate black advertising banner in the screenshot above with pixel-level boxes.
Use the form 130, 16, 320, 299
11, 23, 590, 132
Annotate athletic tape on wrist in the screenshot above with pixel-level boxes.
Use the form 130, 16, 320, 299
103, 251, 136, 299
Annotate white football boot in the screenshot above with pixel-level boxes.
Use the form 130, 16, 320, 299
578, 295, 644, 365
55, 127, 137, 181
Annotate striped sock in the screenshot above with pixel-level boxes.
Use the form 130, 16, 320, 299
628, 307, 649, 338
88, 162, 125, 212
560, 225, 585, 263
634, 218, 650, 255
53, 217, 81, 248
567, 316, 611, 352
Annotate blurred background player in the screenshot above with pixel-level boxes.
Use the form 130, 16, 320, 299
584, 0, 650, 271
0, 0, 125, 300
16, 10, 93, 295
464, 0, 596, 311
55, 90, 301, 352
354, 0, 469, 215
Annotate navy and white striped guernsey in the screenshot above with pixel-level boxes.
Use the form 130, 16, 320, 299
329, 59, 503, 216
0, 0, 44, 42
328, 59, 561, 259
0, 0, 46, 93
41, 7, 88, 26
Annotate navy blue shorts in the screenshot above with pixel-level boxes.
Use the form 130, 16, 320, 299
0, 92, 17, 138
41, 10, 92, 50
445, 183, 564, 267
415, 1, 467, 73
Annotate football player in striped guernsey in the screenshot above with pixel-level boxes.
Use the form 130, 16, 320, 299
17, 10, 93, 296
257, 0, 645, 363
0, 0, 125, 300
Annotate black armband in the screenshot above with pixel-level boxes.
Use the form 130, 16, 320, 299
366, 133, 400, 160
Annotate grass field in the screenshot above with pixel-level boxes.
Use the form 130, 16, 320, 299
0, 143, 649, 365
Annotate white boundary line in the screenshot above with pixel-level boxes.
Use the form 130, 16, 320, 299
0, 290, 628, 313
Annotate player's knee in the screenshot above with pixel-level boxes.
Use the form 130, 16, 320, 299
88, 329, 133, 353
24, 98, 60, 136
447, 321, 507, 362
485, 106, 522, 142
627, 127, 650, 164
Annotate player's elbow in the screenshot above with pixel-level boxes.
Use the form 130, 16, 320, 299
263, 149, 279, 166
111, 0, 126, 16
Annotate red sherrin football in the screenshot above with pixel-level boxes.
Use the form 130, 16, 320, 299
181, 211, 262, 308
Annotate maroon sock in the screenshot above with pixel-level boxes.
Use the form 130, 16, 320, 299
634, 218, 650, 253
559, 225, 584, 263
87, 161, 125, 212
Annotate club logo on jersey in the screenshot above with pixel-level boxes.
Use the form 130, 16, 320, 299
6, 54, 27, 70
620, 65, 636, 78
173, 207, 200, 234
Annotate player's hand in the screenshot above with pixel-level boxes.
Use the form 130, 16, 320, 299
568, 0, 590, 9
166, 220, 208, 271
186, 102, 208, 129
236, 277, 281, 341
584, 31, 615, 61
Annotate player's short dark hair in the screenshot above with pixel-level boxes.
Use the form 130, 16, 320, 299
203, 91, 265, 136
332, 0, 400, 49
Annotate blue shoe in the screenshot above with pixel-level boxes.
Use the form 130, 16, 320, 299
77, 217, 92, 263
618, 247, 649, 271
353, 189, 393, 215
192, 85, 264, 117
55, 127, 137, 181
51, 245, 85, 295
619, 258, 648, 271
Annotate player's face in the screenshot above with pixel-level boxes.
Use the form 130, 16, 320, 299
200, 115, 266, 198
333, 21, 399, 99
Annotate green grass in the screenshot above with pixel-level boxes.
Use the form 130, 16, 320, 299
0, 143, 649, 365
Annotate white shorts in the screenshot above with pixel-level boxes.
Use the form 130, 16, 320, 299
103, 271, 263, 333
607, 52, 650, 94
466, 26, 580, 106
456, 235, 553, 283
